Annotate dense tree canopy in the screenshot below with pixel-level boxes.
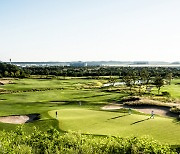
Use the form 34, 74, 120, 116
22, 65, 180, 78
0, 62, 26, 78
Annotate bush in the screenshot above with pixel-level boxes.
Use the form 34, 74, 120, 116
0, 127, 176, 154
170, 106, 180, 114
120, 96, 140, 103
162, 91, 171, 97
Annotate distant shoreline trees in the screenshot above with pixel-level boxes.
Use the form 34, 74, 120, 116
21, 65, 180, 78
0, 62, 26, 78
0, 62, 179, 95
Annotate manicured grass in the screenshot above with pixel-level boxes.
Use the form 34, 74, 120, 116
0, 89, 123, 115
3, 78, 106, 91
49, 108, 180, 145
152, 78, 180, 99
0, 77, 123, 132
161, 79, 180, 99
0, 77, 179, 145
0, 111, 60, 133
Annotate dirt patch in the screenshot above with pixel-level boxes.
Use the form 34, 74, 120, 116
0, 114, 40, 124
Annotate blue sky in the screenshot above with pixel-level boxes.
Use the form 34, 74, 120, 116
0, 0, 180, 62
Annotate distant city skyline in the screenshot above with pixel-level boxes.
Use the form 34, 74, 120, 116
0, 0, 180, 62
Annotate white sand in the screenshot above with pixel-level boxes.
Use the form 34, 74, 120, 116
0, 114, 39, 124
0, 115, 29, 124
101, 104, 176, 117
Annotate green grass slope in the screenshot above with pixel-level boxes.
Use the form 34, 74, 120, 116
0, 77, 179, 145
49, 109, 180, 145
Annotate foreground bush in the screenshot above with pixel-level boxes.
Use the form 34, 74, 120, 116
0, 127, 176, 154
170, 106, 180, 114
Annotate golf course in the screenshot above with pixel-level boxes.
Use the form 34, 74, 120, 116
0, 76, 179, 147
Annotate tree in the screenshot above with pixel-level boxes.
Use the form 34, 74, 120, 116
154, 76, 164, 94
139, 68, 151, 94
4, 71, 9, 77
123, 74, 134, 93
108, 77, 116, 87
166, 73, 173, 85
10, 72, 14, 77
15, 70, 20, 77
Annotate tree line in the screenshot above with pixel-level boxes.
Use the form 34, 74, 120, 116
0, 62, 26, 78
0, 63, 179, 91
22, 65, 180, 78
120, 68, 172, 94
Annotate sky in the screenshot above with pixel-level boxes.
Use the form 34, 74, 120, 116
0, 0, 180, 62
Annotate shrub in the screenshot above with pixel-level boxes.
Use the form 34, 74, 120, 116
162, 91, 171, 97
0, 127, 176, 154
170, 106, 180, 114
120, 96, 140, 103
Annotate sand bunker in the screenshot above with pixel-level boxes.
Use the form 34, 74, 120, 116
101, 104, 123, 110
124, 106, 176, 117
0, 79, 13, 85
125, 98, 180, 107
101, 104, 178, 117
0, 114, 40, 124
102, 97, 180, 118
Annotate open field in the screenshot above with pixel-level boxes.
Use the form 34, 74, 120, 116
0, 77, 179, 145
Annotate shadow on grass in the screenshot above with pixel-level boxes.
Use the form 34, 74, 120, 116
172, 118, 180, 125
107, 96, 127, 103
131, 118, 150, 125
0, 99, 6, 100
4, 100, 89, 107
26, 114, 40, 123
108, 114, 129, 120
50, 100, 89, 106
75, 93, 111, 99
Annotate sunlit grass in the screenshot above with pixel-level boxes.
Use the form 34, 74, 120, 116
49, 108, 180, 145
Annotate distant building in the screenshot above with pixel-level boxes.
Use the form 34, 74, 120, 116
133, 61, 149, 65
70, 61, 87, 67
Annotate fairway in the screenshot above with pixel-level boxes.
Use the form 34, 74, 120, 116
49, 109, 180, 145
1, 1, 180, 152
0, 77, 180, 146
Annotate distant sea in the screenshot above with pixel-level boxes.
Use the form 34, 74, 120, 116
8, 61, 180, 67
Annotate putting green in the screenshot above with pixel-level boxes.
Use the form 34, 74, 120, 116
49, 108, 180, 145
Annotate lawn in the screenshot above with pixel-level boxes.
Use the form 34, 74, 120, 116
152, 78, 180, 99
0, 77, 179, 145
49, 108, 180, 145
161, 79, 180, 99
